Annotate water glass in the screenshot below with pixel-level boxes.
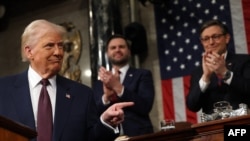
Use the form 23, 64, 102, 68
160, 119, 175, 131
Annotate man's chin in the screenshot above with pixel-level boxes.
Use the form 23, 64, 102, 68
51, 65, 62, 73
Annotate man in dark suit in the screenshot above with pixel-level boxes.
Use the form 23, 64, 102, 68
186, 20, 250, 114
93, 34, 155, 136
0, 19, 134, 141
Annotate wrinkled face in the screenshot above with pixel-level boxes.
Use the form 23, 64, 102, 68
200, 25, 230, 55
25, 31, 64, 78
107, 38, 130, 66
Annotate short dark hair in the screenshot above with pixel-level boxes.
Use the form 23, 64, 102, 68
199, 20, 229, 35
105, 34, 131, 51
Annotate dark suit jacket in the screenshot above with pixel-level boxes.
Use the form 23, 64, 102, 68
93, 67, 155, 136
187, 52, 250, 114
0, 70, 118, 141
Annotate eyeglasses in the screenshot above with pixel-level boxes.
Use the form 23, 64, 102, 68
200, 34, 225, 43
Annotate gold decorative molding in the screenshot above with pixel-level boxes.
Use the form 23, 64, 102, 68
59, 22, 82, 82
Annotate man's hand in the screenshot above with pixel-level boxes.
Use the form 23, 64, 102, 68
103, 85, 115, 103
204, 52, 227, 77
201, 52, 213, 82
202, 51, 228, 82
101, 102, 134, 127
98, 66, 123, 94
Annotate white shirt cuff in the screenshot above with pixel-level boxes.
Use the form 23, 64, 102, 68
102, 95, 111, 105
223, 71, 233, 85
100, 116, 119, 134
199, 78, 210, 93
117, 86, 124, 97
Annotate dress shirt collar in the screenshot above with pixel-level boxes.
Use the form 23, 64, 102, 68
28, 66, 57, 88
224, 51, 228, 60
112, 64, 129, 75
112, 64, 129, 83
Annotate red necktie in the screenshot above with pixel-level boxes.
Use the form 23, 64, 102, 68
110, 92, 119, 103
217, 75, 222, 86
37, 79, 53, 141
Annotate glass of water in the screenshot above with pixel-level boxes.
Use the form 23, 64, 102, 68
160, 119, 175, 131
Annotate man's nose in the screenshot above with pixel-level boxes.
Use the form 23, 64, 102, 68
208, 37, 215, 44
115, 47, 121, 51
54, 45, 64, 55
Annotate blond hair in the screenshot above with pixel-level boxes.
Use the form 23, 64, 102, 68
21, 19, 66, 62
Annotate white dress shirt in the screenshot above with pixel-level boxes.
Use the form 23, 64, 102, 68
28, 66, 56, 127
28, 66, 120, 133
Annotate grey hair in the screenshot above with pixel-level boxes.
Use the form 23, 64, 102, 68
21, 19, 66, 62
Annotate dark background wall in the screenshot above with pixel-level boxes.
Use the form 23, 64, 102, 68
0, 0, 162, 132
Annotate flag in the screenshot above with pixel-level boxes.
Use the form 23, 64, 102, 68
154, 0, 250, 124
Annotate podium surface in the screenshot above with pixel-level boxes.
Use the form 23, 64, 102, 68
128, 115, 250, 141
192, 114, 250, 141
0, 115, 37, 141
128, 122, 195, 141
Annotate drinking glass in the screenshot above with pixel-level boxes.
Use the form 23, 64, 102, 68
160, 119, 175, 131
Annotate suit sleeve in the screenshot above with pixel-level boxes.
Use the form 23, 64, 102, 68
92, 80, 110, 115
228, 55, 250, 98
186, 55, 250, 113
86, 88, 118, 141
93, 70, 155, 116
186, 69, 204, 112
120, 70, 155, 116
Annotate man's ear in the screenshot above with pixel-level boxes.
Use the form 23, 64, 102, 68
225, 34, 230, 44
24, 46, 33, 59
221, 53, 226, 59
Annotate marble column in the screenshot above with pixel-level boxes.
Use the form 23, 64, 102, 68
88, 0, 122, 86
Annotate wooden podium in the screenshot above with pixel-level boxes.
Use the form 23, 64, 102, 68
192, 114, 250, 141
128, 122, 195, 141
128, 115, 250, 141
0, 115, 37, 141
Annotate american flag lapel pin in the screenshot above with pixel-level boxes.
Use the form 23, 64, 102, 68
227, 62, 232, 69
66, 94, 71, 99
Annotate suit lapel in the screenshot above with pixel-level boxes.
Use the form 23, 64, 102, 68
225, 52, 234, 70
12, 71, 36, 129
53, 76, 73, 140
8, 72, 75, 140
123, 67, 135, 86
